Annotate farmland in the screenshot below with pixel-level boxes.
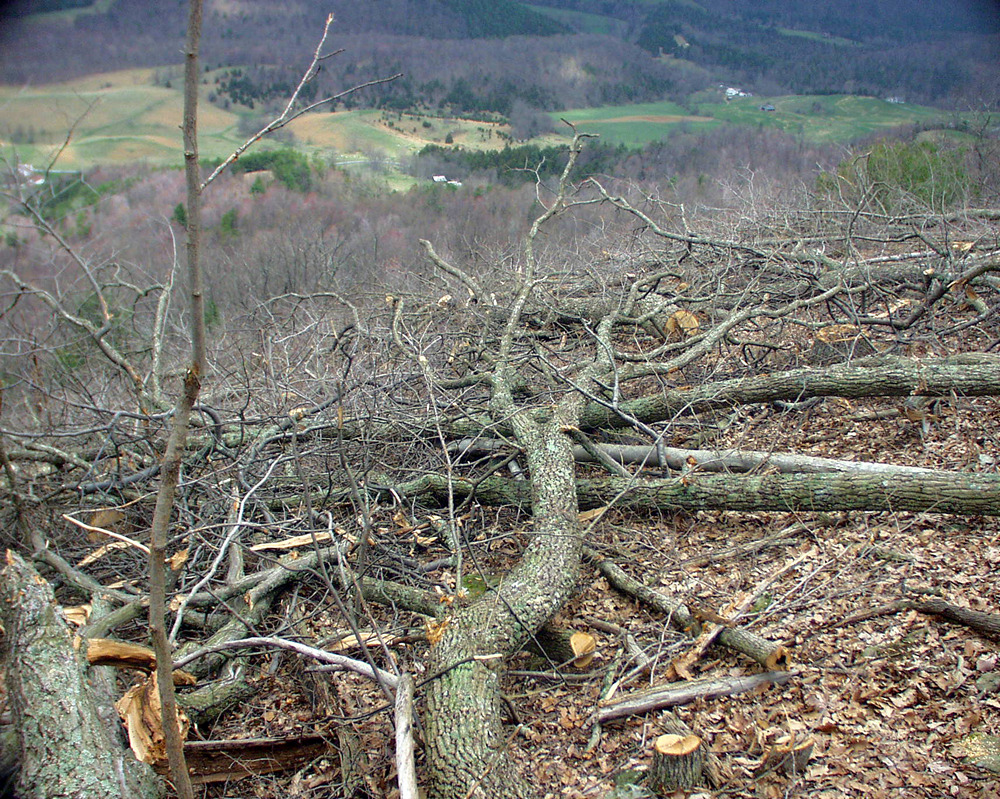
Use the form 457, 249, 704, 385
0, 68, 957, 173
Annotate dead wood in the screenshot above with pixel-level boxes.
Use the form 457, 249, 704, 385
577, 353, 1000, 431
86, 638, 197, 684
394, 674, 419, 799
588, 551, 790, 671
906, 598, 1000, 638
679, 521, 814, 568
649, 734, 705, 790
454, 439, 942, 476
0, 550, 163, 799
757, 735, 816, 776
525, 625, 597, 669
181, 735, 331, 783
596, 671, 793, 724
390, 468, 1000, 517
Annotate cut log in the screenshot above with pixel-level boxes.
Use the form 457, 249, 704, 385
649, 734, 705, 791
527, 625, 597, 668
0, 550, 163, 799
588, 552, 789, 670
909, 598, 1000, 639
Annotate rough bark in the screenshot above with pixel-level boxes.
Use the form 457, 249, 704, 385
423, 415, 582, 799
0, 550, 163, 799
387, 469, 1000, 517
577, 353, 1000, 431
648, 734, 705, 791
907, 599, 1000, 638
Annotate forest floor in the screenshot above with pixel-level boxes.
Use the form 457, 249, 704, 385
187, 366, 1000, 799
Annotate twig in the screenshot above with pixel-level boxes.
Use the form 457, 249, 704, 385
394, 674, 419, 799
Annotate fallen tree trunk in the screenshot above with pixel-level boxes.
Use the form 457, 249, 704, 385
578, 353, 1000, 431
596, 671, 793, 723
0, 550, 163, 799
389, 469, 1000, 516
422, 413, 583, 799
906, 599, 1000, 638
452, 439, 942, 475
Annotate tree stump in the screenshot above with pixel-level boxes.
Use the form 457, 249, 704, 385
648, 734, 704, 792
758, 735, 815, 776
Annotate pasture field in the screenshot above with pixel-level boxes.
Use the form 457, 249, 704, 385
554, 101, 716, 147
0, 70, 512, 171
555, 95, 949, 147
699, 95, 946, 143
0, 68, 959, 173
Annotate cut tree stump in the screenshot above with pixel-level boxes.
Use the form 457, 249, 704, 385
757, 735, 815, 776
648, 734, 705, 791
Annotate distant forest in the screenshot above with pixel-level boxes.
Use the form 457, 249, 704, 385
0, 0, 998, 113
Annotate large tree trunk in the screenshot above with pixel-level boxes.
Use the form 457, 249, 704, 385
423, 414, 582, 799
0, 551, 163, 799
577, 353, 1000, 430
389, 469, 1000, 516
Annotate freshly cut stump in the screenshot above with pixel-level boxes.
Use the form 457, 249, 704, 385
759, 735, 814, 775
648, 733, 704, 791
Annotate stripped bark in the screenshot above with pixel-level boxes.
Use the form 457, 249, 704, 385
596, 671, 793, 724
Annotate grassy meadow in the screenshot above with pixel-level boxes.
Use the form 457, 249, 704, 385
553, 95, 948, 147
698, 94, 947, 144
553, 100, 716, 147
0, 69, 510, 172
0, 67, 956, 173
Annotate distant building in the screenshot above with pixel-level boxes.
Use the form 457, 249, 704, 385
886, 97, 905, 104
760, 104, 776, 112
432, 175, 447, 183
16, 163, 45, 186
725, 87, 752, 99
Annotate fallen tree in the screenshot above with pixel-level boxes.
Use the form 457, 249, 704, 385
1, 96, 999, 797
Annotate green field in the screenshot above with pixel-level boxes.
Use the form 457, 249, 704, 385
0, 70, 510, 171
699, 95, 946, 144
0, 68, 959, 172
553, 95, 948, 147
527, 5, 630, 36
554, 101, 716, 147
